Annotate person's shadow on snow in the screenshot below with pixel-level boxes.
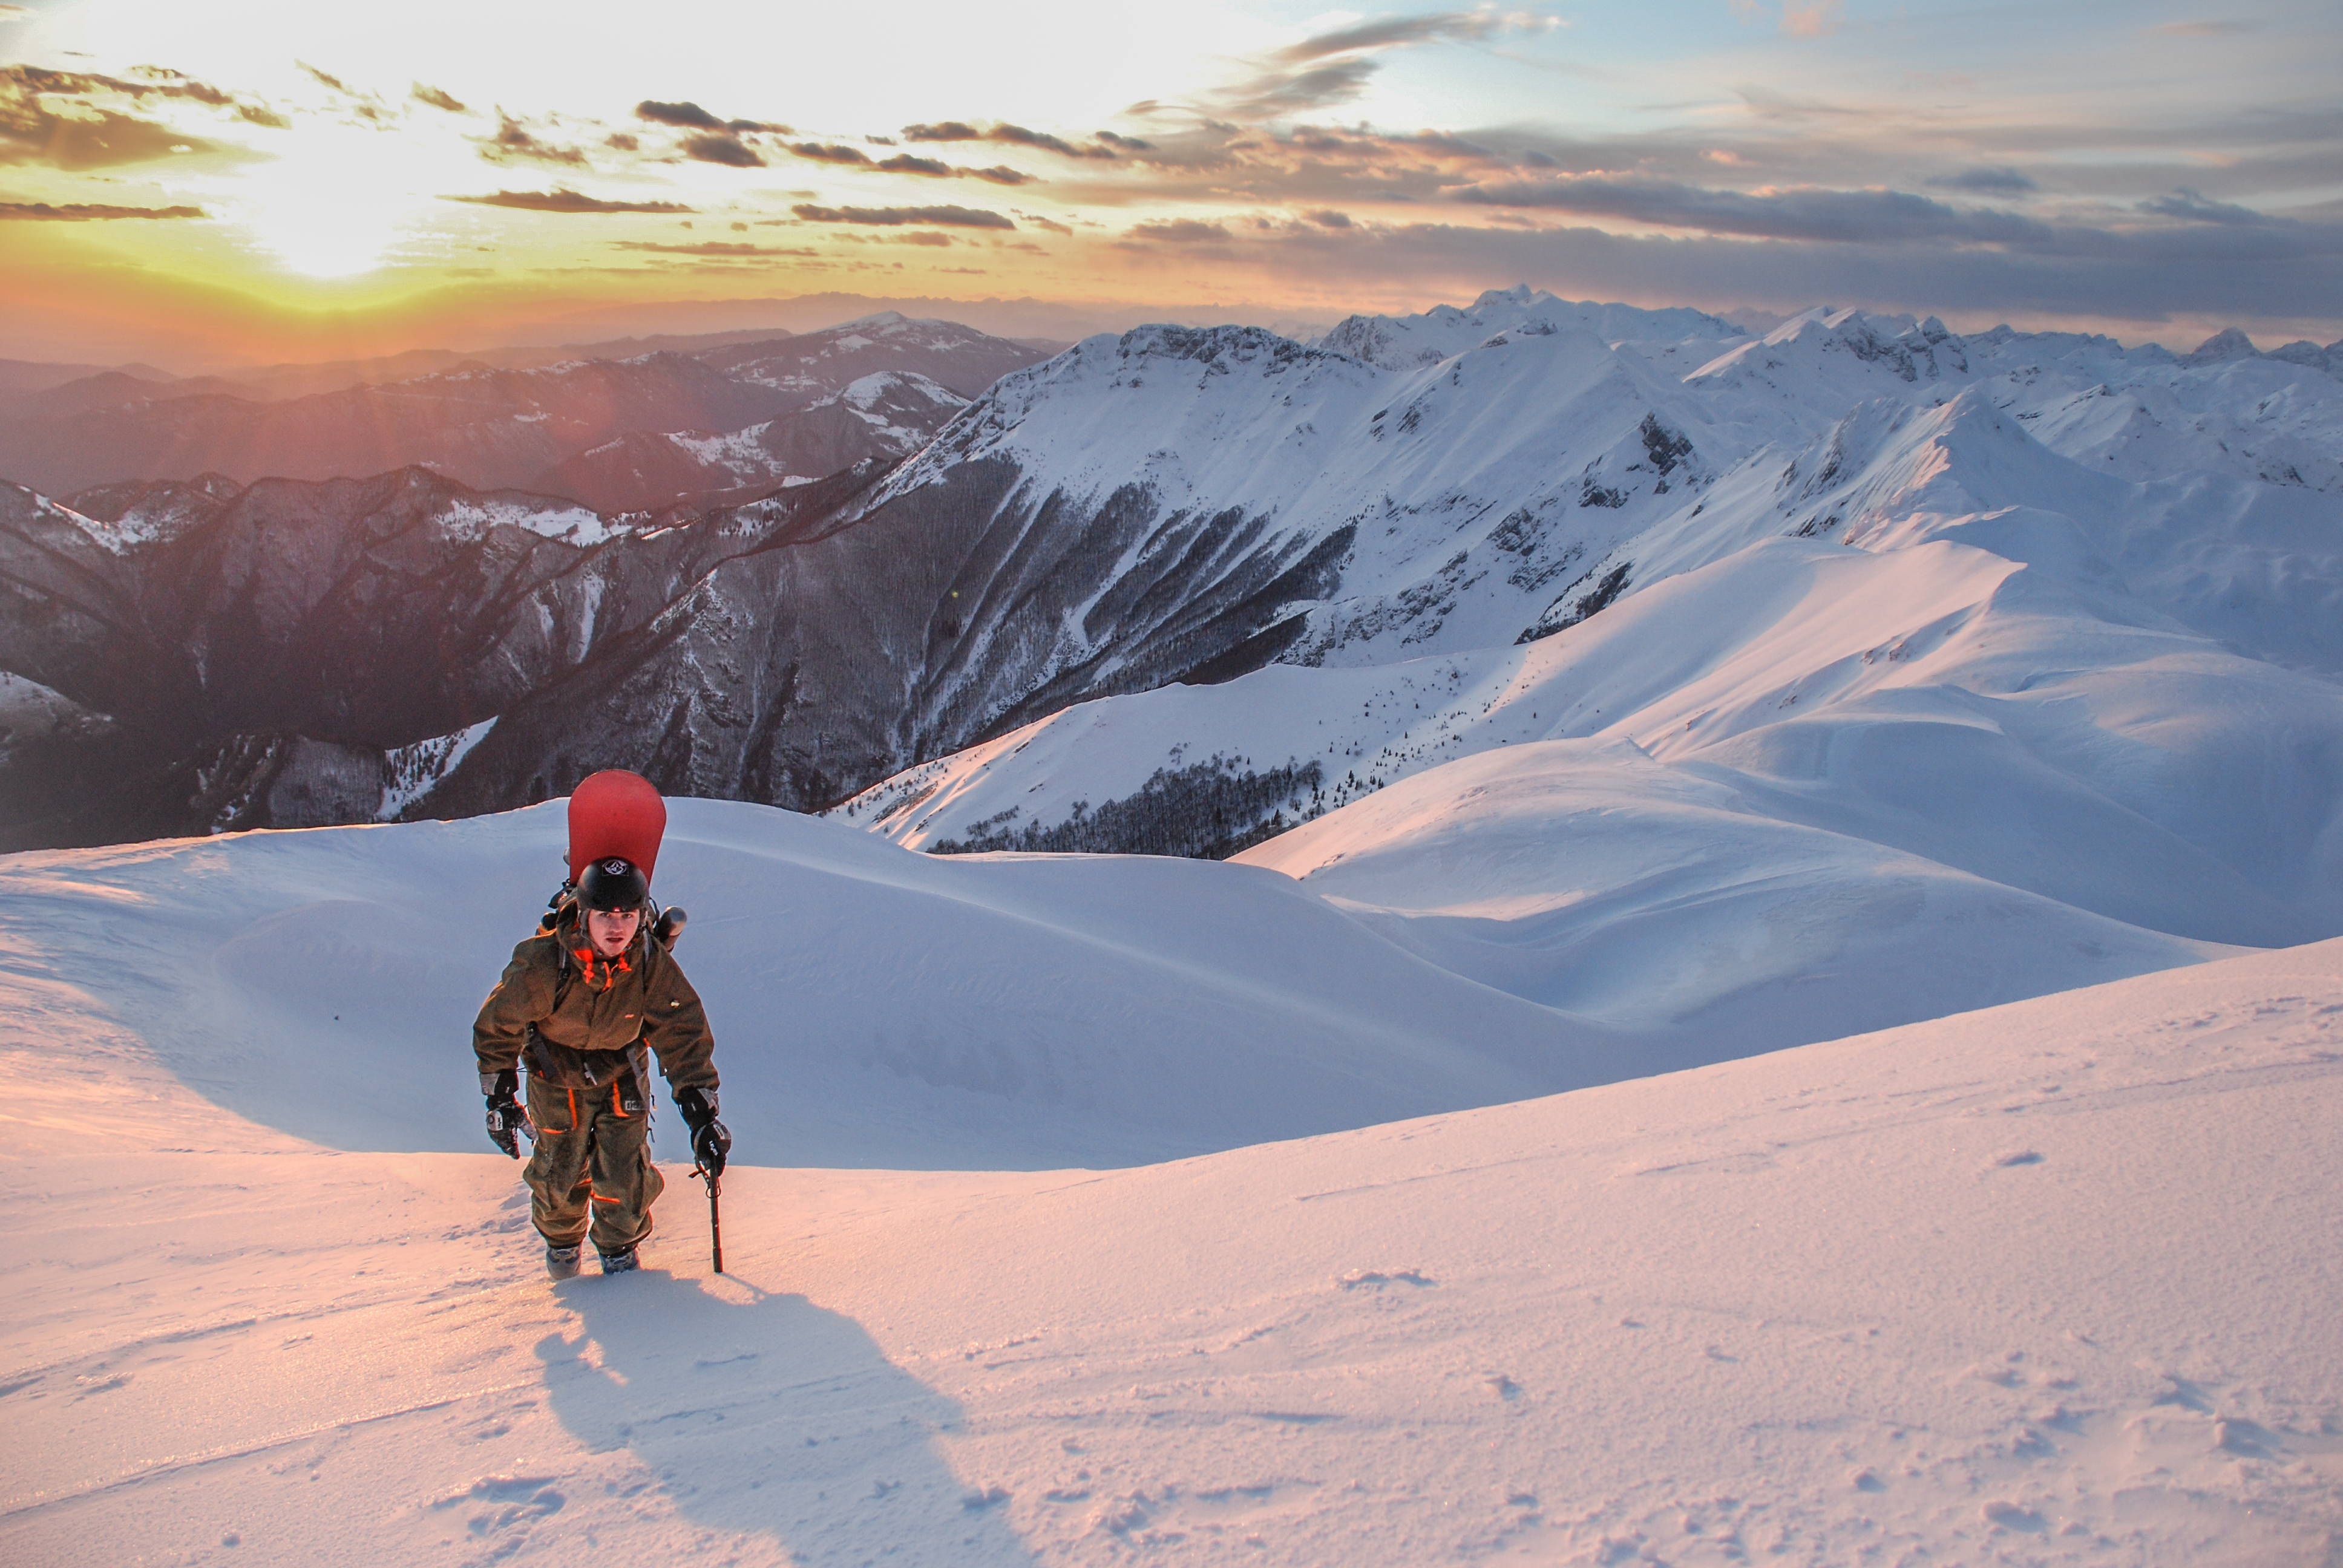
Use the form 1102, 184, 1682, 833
536, 1268, 1037, 1566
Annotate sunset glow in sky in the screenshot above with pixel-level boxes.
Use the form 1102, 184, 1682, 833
2, 0, 2336, 368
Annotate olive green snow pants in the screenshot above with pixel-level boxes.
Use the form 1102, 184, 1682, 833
523, 1071, 665, 1254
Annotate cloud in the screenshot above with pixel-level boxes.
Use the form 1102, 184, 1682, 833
790, 141, 872, 165
637, 99, 725, 131
613, 240, 807, 255
893, 230, 955, 246
482, 116, 587, 166
411, 83, 467, 114
966, 165, 1033, 185
682, 132, 764, 167
0, 64, 265, 167
1271, 10, 1553, 63
1096, 131, 1154, 152
1219, 200, 2343, 335
444, 187, 693, 214
1926, 166, 2037, 195
2140, 187, 2278, 226
0, 200, 206, 219
1125, 218, 1231, 243
1734, 85, 1868, 120
295, 60, 395, 122
636, 99, 787, 136
988, 122, 1116, 160
1024, 214, 1073, 235
0, 5, 29, 20
877, 152, 952, 175
1216, 57, 1382, 119
902, 119, 1122, 159
1305, 208, 1354, 227
1202, 8, 1560, 122
1780, 0, 1844, 38
790, 202, 1016, 229
641, 97, 796, 168
1456, 175, 2056, 246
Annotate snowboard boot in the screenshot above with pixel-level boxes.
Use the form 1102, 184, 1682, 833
545, 1241, 583, 1280
597, 1244, 639, 1275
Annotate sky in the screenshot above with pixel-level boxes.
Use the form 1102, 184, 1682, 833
1, 0, 2337, 369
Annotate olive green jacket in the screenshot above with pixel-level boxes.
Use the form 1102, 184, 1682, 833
472, 906, 718, 1096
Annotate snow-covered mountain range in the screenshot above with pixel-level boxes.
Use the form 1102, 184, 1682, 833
0, 314, 1047, 508
822, 287, 2343, 1047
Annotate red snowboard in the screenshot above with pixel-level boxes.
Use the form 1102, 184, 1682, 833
567, 770, 667, 887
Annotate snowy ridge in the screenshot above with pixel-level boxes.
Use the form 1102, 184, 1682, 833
1686, 306, 2343, 494
1314, 283, 1746, 368
435, 494, 618, 544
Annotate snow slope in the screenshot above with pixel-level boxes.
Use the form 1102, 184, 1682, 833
5, 835, 2337, 1565
0, 802, 1643, 1170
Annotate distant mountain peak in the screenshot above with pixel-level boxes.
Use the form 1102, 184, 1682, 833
2186, 326, 2259, 365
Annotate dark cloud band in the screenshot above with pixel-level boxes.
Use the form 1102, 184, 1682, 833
791, 202, 1015, 229
683, 134, 764, 168
637, 99, 789, 134
444, 188, 693, 214
903, 120, 1123, 159
1125, 218, 1230, 243
0, 200, 206, 220
1456, 176, 2057, 247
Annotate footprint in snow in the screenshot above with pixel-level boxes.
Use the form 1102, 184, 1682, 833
1340, 1269, 1434, 1290
1981, 1500, 2049, 1534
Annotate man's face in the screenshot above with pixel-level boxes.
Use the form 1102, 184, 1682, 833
587, 906, 642, 957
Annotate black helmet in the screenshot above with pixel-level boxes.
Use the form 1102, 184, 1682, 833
577, 857, 649, 912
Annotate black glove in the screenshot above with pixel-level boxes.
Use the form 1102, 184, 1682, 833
675, 1085, 731, 1177
483, 1068, 530, 1160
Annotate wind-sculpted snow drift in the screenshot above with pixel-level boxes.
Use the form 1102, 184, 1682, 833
0, 801, 1639, 1168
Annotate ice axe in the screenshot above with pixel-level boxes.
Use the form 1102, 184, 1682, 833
695, 1160, 724, 1275
677, 1077, 727, 1274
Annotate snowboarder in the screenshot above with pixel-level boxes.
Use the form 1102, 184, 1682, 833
474, 853, 731, 1278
